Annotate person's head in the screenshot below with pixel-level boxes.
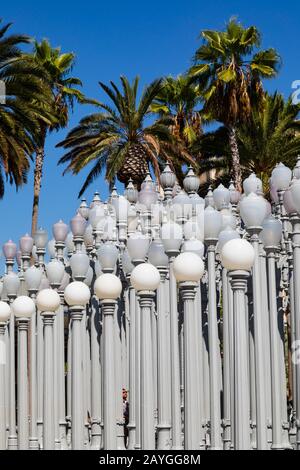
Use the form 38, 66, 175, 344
122, 388, 128, 401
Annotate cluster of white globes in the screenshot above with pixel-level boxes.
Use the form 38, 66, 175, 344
0, 236, 255, 323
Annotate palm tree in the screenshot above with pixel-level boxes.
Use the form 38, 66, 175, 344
196, 93, 300, 193
151, 75, 203, 147
0, 19, 51, 197
26, 39, 87, 235
189, 17, 280, 191
58, 76, 195, 196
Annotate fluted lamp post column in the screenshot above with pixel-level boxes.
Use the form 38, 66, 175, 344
260, 216, 287, 450
64, 281, 91, 450
221, 238, 255, 450
36, 288, 61, 450
3, 271, 20, 450
24, 268, 43, 443
173, 252, 205, 449
148, 239, 171, 449
0, 301, 10, 450
94, 273, 122, 450
12, 296, 36, 449
130, 263, 160, 450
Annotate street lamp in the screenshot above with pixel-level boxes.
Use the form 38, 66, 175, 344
94, 273, 122, 450
0, 301, 10, 450
221, 238, 255, 449
12, 295, 36, 449
36, 288, 61, 450
64, 281, 91, 450
174, 252, 204, 449
131, 263, 160, 449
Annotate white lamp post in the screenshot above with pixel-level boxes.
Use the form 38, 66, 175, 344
221, 238, 255, 450
12, 296, 36, 449
131, 263, 160, 450
0, 301, 10, 450
64, 281, 91, 450
36, 288, 61, 450
24, 266, 43, 450
94, 273, 122, 449
173, 252, 205, 449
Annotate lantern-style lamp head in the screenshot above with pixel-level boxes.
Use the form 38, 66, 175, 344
64, 281, 91, 306
69, 252, 90, 280
34, 228, 48, 249
3, 272, 20, 297
204, 206, 222, 242
24, 266, 43, 291
213, 184, 230, 210
239, 193, 267, 229
78, 199, 90, 220
36, 289, 61, 313
94, 273, 122, 300
183, 166, 200, 194
19, 233, 34, 256
0, 301, 11, 322
271, 162, 292, 192
46, 259, 65, 286
121, 250, 134, 276
52, 220, 68, 242
260, 216, 282, 249
97, 243, 119, 272
130, 263, 160, 291
221, 239, 255, 271
148, 239, 168, 268
71, 213, 87, 237
3, 240, 17, 260
12, 296, 35, 319
173, 252, 204, 282
160, 220, 183, 255
243, 173, 263, 195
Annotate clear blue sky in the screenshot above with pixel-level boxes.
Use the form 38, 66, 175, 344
1, 0, 300, 267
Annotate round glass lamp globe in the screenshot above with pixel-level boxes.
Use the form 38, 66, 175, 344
64, 281, 91, 306
3, 272, 21, 297
283, 187, 297, 214
221, 239, 255, 271
12, 296, 35, 319
130, 263, 160, 291
94, 273, 122, 300
36, 289, 61, 313
0, 301, 11, 322
173, 252, 204, 282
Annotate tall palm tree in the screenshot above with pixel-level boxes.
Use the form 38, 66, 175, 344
151, 75, 203, 147
196, 93, 300, 193
189, 17, 280, 191
0, 19, 51, 197
26, 39, 87, 235
58, 76, 194, 196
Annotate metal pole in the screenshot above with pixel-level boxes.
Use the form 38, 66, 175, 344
101, 299, 117, 449
28, 291, 39, 449
90, 295, 102, 449
127, 284, 137, 449
41, 312, 55, 450
0, 322, 7, 449
207, 243, 222, 449
70, 306, 84, 450
168, 255, 183, 449
138, 290, 155, 449
17, 317, 30, 449
230, 270, 251, 450
249, 228, 268, 449
180, 281, 199, 449
265, 247, 284, 449
156, 269, 171, 449
7, 296, 17, 450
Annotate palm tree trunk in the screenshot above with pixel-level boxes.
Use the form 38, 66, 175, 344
228, 126, 242, 192
31, 127, 47, 236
